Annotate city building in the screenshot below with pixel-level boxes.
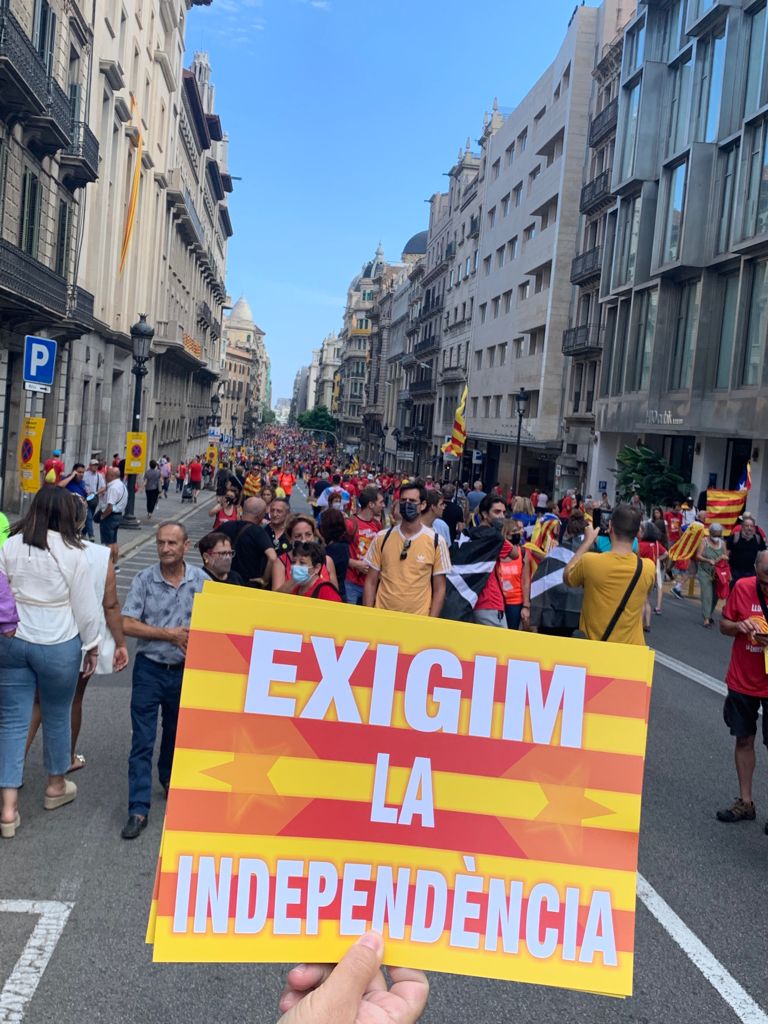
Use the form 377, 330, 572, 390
314, 332, 340, 410
559, 2, 634, 494
221, 296, 268, 441
590, 0, 768, 523
274, 397, 291, 425
465, 5, 601, 493
381, 255, 424, 473
289, 365, 310, 423
0, 1, 233, 511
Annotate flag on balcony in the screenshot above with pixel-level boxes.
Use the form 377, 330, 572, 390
119, 94, 144, 274
441, 385, 468, 457
705, 490, 748, 537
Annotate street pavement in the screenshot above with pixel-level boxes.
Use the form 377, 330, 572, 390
2, 489, 768, 1023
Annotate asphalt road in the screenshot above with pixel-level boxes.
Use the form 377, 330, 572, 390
2, 488, 767, 1024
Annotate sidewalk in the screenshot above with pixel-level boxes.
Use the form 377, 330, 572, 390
117, 488, 218, 560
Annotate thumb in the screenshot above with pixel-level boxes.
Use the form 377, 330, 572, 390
314, 932, 384, 1021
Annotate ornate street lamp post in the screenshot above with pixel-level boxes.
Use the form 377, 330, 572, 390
123, 314, 154, 527
512, 387, 529, 498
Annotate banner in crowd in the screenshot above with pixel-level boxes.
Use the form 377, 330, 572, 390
125, 432, 147, 475
17, 416, 45, 493
146, 587, 655, 998
206, 444, 218, 465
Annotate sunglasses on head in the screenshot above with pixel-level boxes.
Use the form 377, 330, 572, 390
400, 538, 412, 561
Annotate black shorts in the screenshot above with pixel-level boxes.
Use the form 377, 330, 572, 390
189, 479, 201, 490
723, 689, 768, 746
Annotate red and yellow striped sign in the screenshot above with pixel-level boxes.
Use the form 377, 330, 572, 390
147, 586, 654, 997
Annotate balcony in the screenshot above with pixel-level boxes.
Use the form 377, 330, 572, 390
70, 286, 95, 330
446, 241, 456, 258
0, 6, 48, 121
60, 121, 99, 190
468, 214, 480, 238
439, 364, 466, 385
414, 335, 439, 357
579, 169, 613, 215
409, 375, 435, 396
0, 238, 67, 316
398, 388, 412, 404
197, 300, 212, 329
418, 295, 443, 322
588, 97, 618, 148
26, 78, 73, 159
562, 323, 602, 357
570, 245, 602, 285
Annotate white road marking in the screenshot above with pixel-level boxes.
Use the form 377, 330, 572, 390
637, 875, 768, 1023
652, 649, 728, 696
0, 900, 73, 1024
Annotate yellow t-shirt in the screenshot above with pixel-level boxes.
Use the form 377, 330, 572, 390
563, 551, 655, 645
365, 525, 451, 616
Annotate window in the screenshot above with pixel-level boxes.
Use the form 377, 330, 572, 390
518, 129, 527, 152
496, 245, 505, 269
715, 274, 738, 389
505, 143, 515, 167
488, 346, 496, 368
473, 249, 478, 272
449, 269, 454, 288
471, 397, 478, 417
479, 303, 487, 324
492, 296, 500, 318
662, 162, 687, 263
519, 281, 530, 301
534, 106, 546, 128
744, 120, 768, 237
744, 5, 766, 117
669, 281, 699, 389
611, 300, 631, 394
54, 199, 70, 277
513, 338, 524, 359
513, 182, 522, 207
508, 236, 518, 260
356, 318, 369, 329
475, 350, 483, 371
742, 260, 768, 385
483, 255, 491, 276
717, 143, 739, 253
487, 206, 496, 228
630, 288, 658, 391
482, 396, 490, 418
503, 290, 512, 313
571, 363, 584, 412
492, 158, 500, 180
465, 256, 471, 277
696, 23, 726, 142
614, 196, 639, 288
19, 169, 41, 259
494, 395, 502, 417
528, 164, 541, 188
661, 0, 685, 62
524, 223, 536, 242
626, 19, 645, 73
33, 0, 57, 75
619, 83, 641, 181
498, 343, 507, 365
501, 193, 510, 217
529, 326, 545, 355
667, 56, 692, 156
0, 142, 8, 223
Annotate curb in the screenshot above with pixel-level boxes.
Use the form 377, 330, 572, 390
117, 491, 218, 559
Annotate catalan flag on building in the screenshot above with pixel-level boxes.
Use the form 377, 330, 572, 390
706, 490, 748, 536
441, 386, 468, 458
119, 94, 143, 274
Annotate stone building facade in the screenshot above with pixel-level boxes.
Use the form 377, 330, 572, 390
221, 296, 268, 441
314, 332, 340, 411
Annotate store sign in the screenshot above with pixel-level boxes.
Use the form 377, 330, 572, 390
644, 410, 683, 426
398, 450, 414, 462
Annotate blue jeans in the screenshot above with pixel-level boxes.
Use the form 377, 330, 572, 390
345, 581, 364, 605
85, 502, 96, 539
0, 635, 82, 786
128, 654, 184, 816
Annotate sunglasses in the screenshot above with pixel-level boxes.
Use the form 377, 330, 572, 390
400, 538, 412, 561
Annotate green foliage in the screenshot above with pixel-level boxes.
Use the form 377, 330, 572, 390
297, 405, 337, 436
260, 408, 276, 425
612, 445, 690, 510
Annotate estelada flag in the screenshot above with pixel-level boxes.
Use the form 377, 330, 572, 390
668, 521, 706, 561
525, 515, 560, 563
706, 490, 747, 537
441, 386, 468, 457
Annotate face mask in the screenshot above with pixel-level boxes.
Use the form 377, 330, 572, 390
331, 502, 342, 511
510, 532, 522, 545
401, 500, 420, 522
291, 564, 311, 584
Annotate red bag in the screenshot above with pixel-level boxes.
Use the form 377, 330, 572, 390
714, 560, 731, 601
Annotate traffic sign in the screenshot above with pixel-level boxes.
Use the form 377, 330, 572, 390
23, 335, 57, 388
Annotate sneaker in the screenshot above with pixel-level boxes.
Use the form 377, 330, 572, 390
672, 586, 682, 599
716, 797, 756, 823
113, 566, 121, 574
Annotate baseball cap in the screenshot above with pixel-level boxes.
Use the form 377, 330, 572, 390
53, 449, 62, 456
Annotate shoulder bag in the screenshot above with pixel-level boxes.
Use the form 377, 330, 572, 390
601, 555, 643, 642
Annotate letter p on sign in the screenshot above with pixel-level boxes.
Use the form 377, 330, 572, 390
23, 336, 57, 388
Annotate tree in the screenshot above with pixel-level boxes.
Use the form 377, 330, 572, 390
260, 408, 276, 425
297, 405, 337, 436
612, 445, 691, 510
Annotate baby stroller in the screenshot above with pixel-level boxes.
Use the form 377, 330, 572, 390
181, 481, 194, 503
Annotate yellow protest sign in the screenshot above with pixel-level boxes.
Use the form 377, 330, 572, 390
206, 444, 218, 465
18, 416, 45, 493
147, 587, 654, 997
125, 432, 147, 474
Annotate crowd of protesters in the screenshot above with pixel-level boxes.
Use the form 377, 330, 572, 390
1, 427, 766, 854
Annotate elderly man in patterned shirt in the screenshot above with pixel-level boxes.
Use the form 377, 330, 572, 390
120, 521, 207, 840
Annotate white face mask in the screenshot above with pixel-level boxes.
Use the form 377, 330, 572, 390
331, 501, 342, 511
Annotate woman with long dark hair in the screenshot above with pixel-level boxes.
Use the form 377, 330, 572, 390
0, 486, 101, 837
318, 507, 350, 601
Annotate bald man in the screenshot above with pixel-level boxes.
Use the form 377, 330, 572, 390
219, 496, 276, 587
98, 466, 129, 570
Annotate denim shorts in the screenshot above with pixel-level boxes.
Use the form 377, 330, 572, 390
100, 512, 123, 545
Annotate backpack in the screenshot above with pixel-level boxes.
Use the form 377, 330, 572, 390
309, 580, 341, 601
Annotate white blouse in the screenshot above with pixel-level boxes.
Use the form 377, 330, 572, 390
0, 532, 102, 650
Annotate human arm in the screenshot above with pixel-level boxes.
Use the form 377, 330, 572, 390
521, 553, 532, 627
429, 572, 446, 617
695, 539, 714, 565
362, 567, 379, 607
326, 557, 338, 590
122, 616, 189, 652
563, 524, 599, 587
102, 563, 128, 671
278, 931, 429, 1024
57, 470, 76, 488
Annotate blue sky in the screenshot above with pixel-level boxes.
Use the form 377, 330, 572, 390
188, 0, 598, 401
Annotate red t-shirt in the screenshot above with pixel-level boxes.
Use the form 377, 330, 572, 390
43, 457, 65, 482
476, 539, 513, 611
664, 511, 682, 543
279, 472, 295, 495
638, 540, 666, 563
188, 461, 203, 483
560, 495, 574, 519
346, 515, 382, 587
722, 577, 768, 697
177, 463, 187, 479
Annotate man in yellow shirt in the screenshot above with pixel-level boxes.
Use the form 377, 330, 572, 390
563, 504, 655, 645
363, 481, 451, 617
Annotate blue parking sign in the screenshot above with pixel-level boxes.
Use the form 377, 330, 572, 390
23, 336, 57, 388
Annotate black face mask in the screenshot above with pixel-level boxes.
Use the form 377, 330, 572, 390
510, 532, 522, 545
401, 500, 420, 522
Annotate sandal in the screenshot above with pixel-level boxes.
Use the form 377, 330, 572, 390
1, 812, 20, 839
44, 779, 77, 811
66, 754, 86, 774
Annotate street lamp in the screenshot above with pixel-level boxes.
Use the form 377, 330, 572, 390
207, 392, 221, 428
231, 412, 238, 449
123, 314, 154, 527
512, 387, 529, 498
